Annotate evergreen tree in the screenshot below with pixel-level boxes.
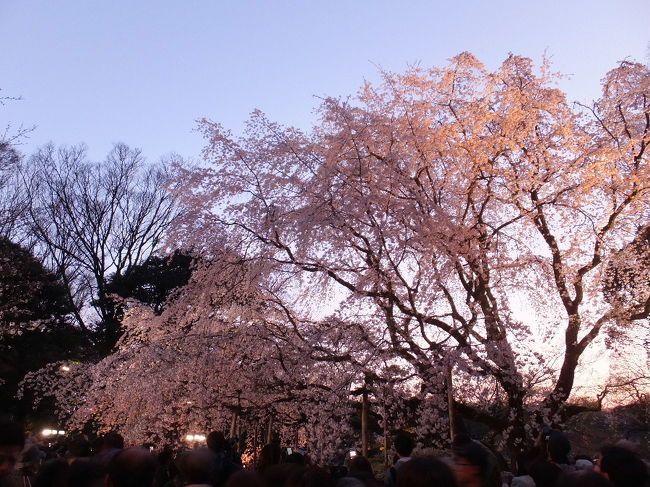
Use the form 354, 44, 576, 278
0, 237, 88, 416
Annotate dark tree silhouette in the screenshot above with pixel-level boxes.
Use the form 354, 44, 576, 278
0, 237, 88, 416
22, 143, 179, 352
105, 251, 195, 315
98, 251, 195, 346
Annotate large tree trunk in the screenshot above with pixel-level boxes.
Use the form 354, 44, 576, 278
542, 345, 580, 416
229, 409, 238, 439
265, 415, 273, 444
446, 364, 456, 443
361, 390, 369, 456
383, 404, 389, 467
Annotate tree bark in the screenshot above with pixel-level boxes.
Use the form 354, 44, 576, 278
383, 405, 389, 468
446, 364, 456, 444
361, 389, 369, 457
229, 409, 238, 439
266, 415, 273, 444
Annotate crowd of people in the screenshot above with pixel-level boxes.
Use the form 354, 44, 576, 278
1, 419, 648, 487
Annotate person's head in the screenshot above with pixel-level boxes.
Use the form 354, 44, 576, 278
396, 456, 458, 487
528, 458, 562, 487
347, 455, 373, 477
596, 445, 648, 487
33, 458, 70, 487
66, 435, 92, 460
285, 466, 333, 487
0, 418, 25, 477
107, 447, 157, 487
546, 430, 571, 464
262, 464, 303, 487
68, 458, 105, 487
557, 470, 614, 487
177, 448, 217, 485
207, 431, 226, 453
575, 458, 595, 471
336, 478, 364, 487
94, 447, 121, 471
225, 470, 266, 487
96, 432, 124, 453
393, 431, 415, 458
452, 436, 496, 487
285, 452, 307, 466
257, 444, 281, 472
515, 449, 538, 476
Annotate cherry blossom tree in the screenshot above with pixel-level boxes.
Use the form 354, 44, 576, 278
21, 254, 359, 463
21, 55, 649, 460
171, 53, 650, 452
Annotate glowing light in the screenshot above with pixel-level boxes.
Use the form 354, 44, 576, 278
185, 433, 206, 442
60, 365, 71, 372
42, 428, 65, 436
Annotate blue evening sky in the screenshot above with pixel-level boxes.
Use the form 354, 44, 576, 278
1, 0, 649, 162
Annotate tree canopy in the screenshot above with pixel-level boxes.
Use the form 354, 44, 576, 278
0, 237, 87, 416
21, 143, 180, 351
169, 53, 650, 452
0, 238, 72, 328
105, 250, 195, 315
20, 53, 650, 461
